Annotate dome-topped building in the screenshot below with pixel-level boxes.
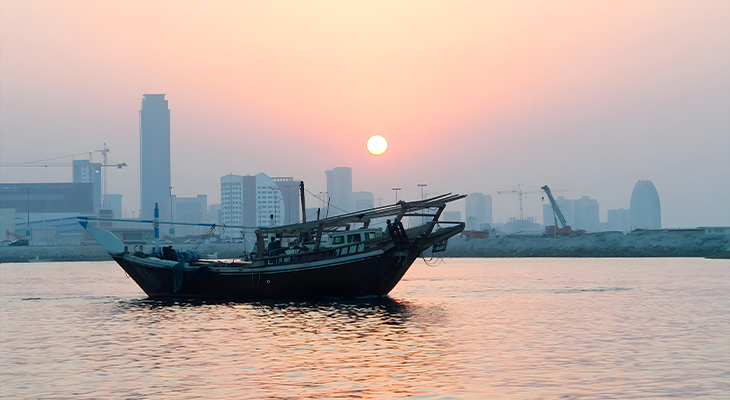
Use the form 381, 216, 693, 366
630, 180, 661, 230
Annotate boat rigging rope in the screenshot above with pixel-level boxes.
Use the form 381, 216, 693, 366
192, 225, 217, 253
304, 188, 349, 214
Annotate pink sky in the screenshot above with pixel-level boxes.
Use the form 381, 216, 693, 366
1, 0, 729, 226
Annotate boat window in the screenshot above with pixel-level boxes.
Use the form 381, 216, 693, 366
347, 234, 361, 243
365, 232, 379, 240
332, 236, 345, 245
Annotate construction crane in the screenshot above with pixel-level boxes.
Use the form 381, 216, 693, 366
95, 144, 116, 202
541, 185, 582, 236
541, 185, 569, 234
496, 184, 544, 220
0, 145, 127, 206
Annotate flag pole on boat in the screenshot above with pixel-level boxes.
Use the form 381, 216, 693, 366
152, 202, 160, 254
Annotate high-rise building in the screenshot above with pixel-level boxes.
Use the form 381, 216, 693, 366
172, 194, 208, 237
139, 93, 171, 221
353, 191, 375, 211
607, 208, 630, 232
220, 174, 251, 231
254, 173, 286, 227
465, 193, 492, 230
325, 167, 352, 216
630, 180, 661, 230
72, 160, 102, 212
272, 177, 301, 225
573, 196, 600, 232
220, 173, 286, 235
443, 210, 462, 222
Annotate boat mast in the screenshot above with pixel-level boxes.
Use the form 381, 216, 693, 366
300, 181, 306, 223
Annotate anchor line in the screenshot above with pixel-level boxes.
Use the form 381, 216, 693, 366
417, 243, 444, 267
252, 274, 261, 289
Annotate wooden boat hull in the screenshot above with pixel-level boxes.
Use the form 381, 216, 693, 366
113, 223, 462, 300
114, 250, 411, 300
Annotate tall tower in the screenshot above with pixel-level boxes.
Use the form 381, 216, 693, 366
139, 94, 171, 221
325, 167, 352, 216
630, 180, 661, 230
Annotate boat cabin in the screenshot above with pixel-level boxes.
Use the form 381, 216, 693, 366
326, 229, 384, 247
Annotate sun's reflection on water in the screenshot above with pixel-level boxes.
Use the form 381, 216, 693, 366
109, 297, 460, 398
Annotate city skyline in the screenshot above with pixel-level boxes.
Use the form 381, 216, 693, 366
1, 1, 728, 228
0, 144, 724, 230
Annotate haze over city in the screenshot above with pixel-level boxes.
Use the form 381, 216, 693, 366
1, 0, 728, 228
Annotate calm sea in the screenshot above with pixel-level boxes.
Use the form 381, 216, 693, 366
1, 258, 728, 399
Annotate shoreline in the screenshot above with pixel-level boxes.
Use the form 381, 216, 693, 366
2, 232, 728, 263
431, 232, 729, 259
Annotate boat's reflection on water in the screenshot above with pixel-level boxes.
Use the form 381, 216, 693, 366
111, 296, 459, 398
115, 295, 446, 329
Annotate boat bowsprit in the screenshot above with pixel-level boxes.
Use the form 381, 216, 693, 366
79, 193, 466, 300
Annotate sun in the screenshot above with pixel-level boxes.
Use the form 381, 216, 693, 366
366, 135, 388, 155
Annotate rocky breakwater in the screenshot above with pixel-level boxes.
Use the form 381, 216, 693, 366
434, 231, 730, 258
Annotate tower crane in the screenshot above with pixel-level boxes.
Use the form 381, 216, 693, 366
95, 144, 116, 202
0, 145, 127, 206
496, 184, 544, 220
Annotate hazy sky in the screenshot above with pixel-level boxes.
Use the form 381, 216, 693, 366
1, 0, 728, 227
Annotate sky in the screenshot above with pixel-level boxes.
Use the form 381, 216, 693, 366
1, 0, 729, 228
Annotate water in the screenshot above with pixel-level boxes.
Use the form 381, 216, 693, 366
1, 258, 728, 399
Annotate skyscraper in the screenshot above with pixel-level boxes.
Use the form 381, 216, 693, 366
630, 180, 661, 230
139, 94, 171, 221
325, 167, 352, 216
465, 193, 492, 230
572, 196, 600, 232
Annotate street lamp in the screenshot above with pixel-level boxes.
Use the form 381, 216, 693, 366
392, 187, 401, 203
417, 184, 427, 200
418, 184, 427, 224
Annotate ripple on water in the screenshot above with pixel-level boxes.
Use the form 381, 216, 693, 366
1, 258, 728, 399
